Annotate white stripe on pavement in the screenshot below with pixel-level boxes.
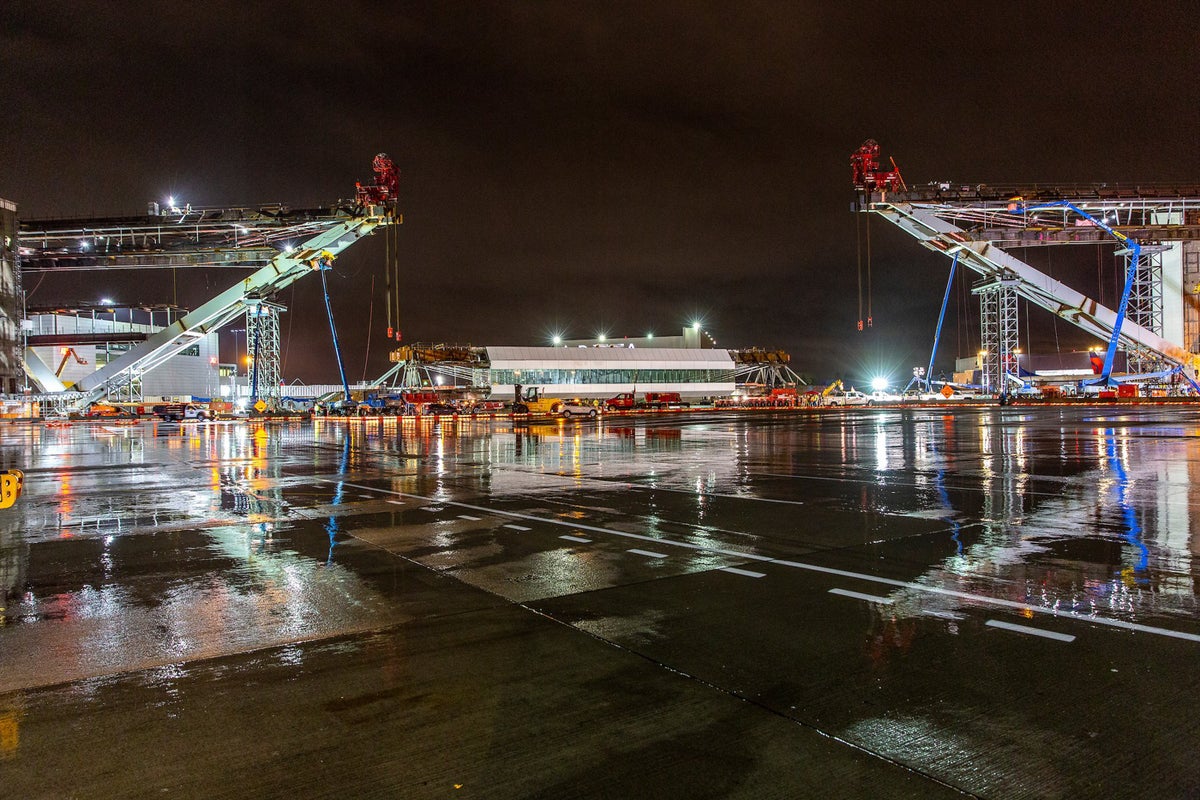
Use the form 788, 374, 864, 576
458, 515, 482, 521
503, 524, 531, 531
560, 535, 592, 543
986, 619, 1075, 643
829, 587, 894, 604
322, 479, 1200, 645
628, 548, 668, 559
721, 567, 765, 578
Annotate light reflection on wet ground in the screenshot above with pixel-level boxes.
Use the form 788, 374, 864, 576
1, 408, 1200, 796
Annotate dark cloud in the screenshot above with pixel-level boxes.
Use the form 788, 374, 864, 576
2, 1, 1197, 383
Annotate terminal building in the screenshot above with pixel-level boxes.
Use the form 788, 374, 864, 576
381, 327, 800, 402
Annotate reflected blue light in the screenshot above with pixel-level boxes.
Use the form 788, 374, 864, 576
934, 469, 963, 556
1105, 429, 1149, 579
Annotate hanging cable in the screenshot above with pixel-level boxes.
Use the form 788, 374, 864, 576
393, 221, 402, 341
281, 283, 295, 378
384, 218, 393, 339
855, 212, 864, 330
362, 275, 374, 382
865, 214, 873, 327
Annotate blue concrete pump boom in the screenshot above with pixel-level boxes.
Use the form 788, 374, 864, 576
1011, 201, 1140, 386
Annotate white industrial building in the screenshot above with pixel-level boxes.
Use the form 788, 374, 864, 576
25, 313, 220, 398
486, 345, 737, 400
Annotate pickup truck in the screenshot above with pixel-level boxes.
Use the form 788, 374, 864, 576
825, 389, 868, 407
152, 403, 211, 422
604, 393, 638, 410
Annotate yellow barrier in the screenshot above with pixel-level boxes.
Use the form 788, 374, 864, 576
0, 470, 23, 509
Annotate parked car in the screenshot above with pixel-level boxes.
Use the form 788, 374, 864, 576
560, 400, 600, 418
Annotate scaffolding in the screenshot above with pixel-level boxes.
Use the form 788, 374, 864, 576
245, 301, 283, 404
1125, 246, 1166, 374
974, 279, 1019, 393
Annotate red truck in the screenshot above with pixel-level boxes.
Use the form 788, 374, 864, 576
604, 392, 689, 410
643, 392, 685, 408
604, 392, 638, 410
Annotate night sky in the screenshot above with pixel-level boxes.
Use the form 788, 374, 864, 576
2, 2, 1197, 385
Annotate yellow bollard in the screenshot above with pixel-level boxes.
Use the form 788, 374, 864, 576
0, 470, 23, 509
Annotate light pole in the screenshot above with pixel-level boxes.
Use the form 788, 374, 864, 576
229, 328, 245, 400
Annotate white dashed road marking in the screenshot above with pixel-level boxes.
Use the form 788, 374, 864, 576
321, 479, 1200, 645
720, 567, 765, 578
560, 535, 592, 543
986, 619, 1075, 643
829, 587, 894, 605
628, 548, 668, 559
503, 524, 531, 531
458, 515, 482, 521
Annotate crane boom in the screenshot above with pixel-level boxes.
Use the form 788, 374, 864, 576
75, 208, 394, 404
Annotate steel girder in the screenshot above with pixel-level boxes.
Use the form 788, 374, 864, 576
75, 209, 393, 404
868, 202, 1197, 370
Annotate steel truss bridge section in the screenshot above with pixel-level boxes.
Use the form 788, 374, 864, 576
866, 201, 1198, 372
17, 205, 364, 271
875, 191, 1200, 248
74, 207, 396, 405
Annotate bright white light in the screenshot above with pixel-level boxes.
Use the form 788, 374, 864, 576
100, 297, 113, 305
598, 333, 607, 342
552, 335, 562, 345
167, 196, 175, 207
81, 241, 90, 251
646, 332, 654, 339
691, 321, 701, 331
871, 376, 889, 391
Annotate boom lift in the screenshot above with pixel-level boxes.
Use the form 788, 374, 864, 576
1007, 199, 1175, 388
54, 348, 88, 380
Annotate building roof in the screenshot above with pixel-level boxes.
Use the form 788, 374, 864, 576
485, 346, 734, 371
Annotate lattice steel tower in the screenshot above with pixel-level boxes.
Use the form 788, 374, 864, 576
245, 300, 283, 403
974, 278, 1019, 394
1124, 245, 1167, 374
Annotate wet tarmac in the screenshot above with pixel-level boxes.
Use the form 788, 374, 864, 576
2, 407, 1200, 798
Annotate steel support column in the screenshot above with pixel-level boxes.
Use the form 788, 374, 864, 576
974, 279, 1019, 394
245, 301, 282, 404
1126, 247, 1165, 374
